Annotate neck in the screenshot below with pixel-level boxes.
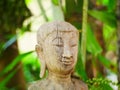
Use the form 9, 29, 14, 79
48, 71, 72, 84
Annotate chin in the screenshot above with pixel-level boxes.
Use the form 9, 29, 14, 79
58, 66, 74, 74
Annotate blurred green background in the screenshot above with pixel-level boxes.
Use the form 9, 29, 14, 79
0, 0, 119, 90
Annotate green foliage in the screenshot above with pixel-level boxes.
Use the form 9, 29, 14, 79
0, 51, 33, 87
22, 53, 40, 82
106, 0, 117, 12
0, 35, 17, 55
75, 43, 88, 81
0, 0, 30, 33
86, 78, 118, 90
65, 0, 83, 16
97, 0, 117, 12
87, 25, 102, 56
0, 87, 9, 90
90, 83, 113, 90
88, 10, 117, 28
23, 64, 39, 82
96, 0, 109, 5
0, 0, 118, 89
0, 0, 31, 89
52, 0, 59, 5
97, 55, 116, 72
0, 51, 33, 77
103, 24, 117, 51
0, 68, 18, 87
25, 0, 33, 6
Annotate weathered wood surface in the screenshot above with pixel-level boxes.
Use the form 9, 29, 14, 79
28, 21, 88, 90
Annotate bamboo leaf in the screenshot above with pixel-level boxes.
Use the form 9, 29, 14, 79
0, 35, 17, 54
0, 51, 33, 77
97, 55, 111, 68
88, 10, 117, 28
87, 25, 102, 55
97, 54, 116, 72
0, 68, 18, 87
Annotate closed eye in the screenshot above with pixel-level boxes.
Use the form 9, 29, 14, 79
71, 44, 77, 47
55, 44, 63, 47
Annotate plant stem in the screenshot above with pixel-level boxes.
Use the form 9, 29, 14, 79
81, 0, 88, 68
117, 0, 120, 86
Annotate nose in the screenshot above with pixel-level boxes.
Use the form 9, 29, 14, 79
62, 46, 72, 58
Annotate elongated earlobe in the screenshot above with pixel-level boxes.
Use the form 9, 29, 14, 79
40, 59, 46, 78
35, 45, 46, 78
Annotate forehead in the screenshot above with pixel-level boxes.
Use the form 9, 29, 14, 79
48, 30, 78, 38
43, 31, 78, 43
37, 22, 79, 44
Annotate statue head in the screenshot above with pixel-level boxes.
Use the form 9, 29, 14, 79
36, 21, 79, 78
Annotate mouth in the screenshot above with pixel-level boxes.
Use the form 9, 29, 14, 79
61, 59, 74, 66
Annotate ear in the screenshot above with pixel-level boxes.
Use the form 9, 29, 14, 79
35, 45, 46, 78
35, 44, 43, 59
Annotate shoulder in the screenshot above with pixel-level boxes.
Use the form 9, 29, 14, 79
72, 78, 88, 90
28, 80, 46, 90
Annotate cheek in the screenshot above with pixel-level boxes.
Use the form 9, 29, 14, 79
72, 47, 78, 61
43, 44, 59, 61
54, 46, 63, 58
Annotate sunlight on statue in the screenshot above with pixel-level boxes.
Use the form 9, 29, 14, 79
28, 21, 88, 90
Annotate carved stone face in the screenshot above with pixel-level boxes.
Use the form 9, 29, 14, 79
42, 31, 78, 74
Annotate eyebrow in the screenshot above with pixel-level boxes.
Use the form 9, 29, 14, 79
52, 37, 62, 42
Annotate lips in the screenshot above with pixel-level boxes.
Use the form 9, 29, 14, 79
61, 58, 74, 65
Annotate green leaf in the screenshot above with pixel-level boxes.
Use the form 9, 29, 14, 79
0, 69, 18, 87
52, 0, 59, 5
88, 10, 117, 28
103, 24, 116, 51
90, 83, 113, 90
0, 87, 9, 90
0, 51, 33, 77
97, 0, 117, 12
97, 54, 116, 72
97, 55, 111, 68
25, 0, 33, 6
107, 0, 117, 11
65, 0, 83, 16
75, 43, 88, 81
103, 24, 116, 41
86, 25, 102, 56
96, 0, 109, 6
0, 35, 17, 54
23, 65, 35, 82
